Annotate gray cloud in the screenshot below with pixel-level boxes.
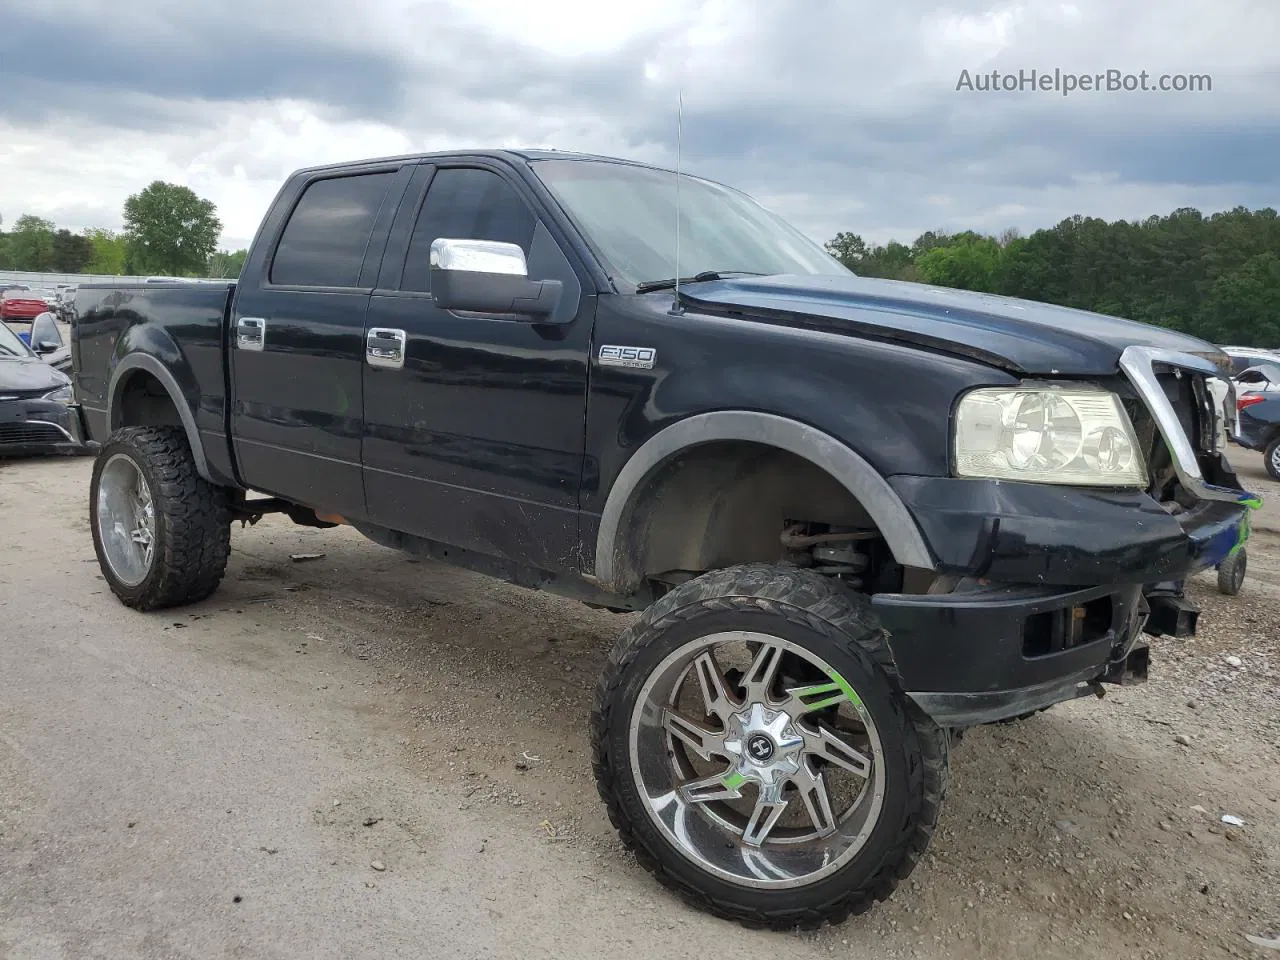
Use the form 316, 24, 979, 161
0, 5, 407, 123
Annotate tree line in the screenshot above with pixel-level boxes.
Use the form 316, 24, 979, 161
825, 206, 1280, 347
0, 181, 247, 279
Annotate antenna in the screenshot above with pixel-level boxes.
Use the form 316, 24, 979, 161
671, 89, 684, 316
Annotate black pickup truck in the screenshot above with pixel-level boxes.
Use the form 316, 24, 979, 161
70, 150, 1260, 929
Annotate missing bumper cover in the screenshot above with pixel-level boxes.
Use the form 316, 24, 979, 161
1143, 594, 1199, 638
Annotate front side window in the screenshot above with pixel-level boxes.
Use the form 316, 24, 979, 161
271, 172, 395, 287
401, 167, 537, 293
531, 158, 850, 288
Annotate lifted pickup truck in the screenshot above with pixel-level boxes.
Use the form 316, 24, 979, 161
71, 150, 1260, 929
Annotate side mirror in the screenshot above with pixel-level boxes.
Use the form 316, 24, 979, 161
429, 238, 562, 320
30, 312, 63, 353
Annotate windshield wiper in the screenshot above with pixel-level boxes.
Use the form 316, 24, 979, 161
634, 270, 764, 294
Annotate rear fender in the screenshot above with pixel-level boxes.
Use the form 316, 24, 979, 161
107, 349, 211, 482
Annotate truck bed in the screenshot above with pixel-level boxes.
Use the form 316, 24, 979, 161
73, 280, 237, 481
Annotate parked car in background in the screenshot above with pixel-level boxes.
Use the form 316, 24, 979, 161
1235, 363, 1280, 395
1234, 367, 1280, 480
54, 285, 79, 322
0, 318, 84, 457
25, 312, 73, 373
1222, 345, 1280, 375
1, 289, 53, 322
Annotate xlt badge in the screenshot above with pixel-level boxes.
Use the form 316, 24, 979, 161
598, 345, 656, 369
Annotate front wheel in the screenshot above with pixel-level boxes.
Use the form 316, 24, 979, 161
1266, 436, 1280, 482
90, 426, 231, 610
590, 564, 948, 929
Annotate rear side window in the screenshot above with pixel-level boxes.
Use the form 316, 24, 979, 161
401, 167, 536, 293
271, 172, 394, 287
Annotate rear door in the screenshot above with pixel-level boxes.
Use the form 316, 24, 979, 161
360, 159, 594, 571
229, 163, 411, 518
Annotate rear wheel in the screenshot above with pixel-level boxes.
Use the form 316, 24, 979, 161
90, 426, 231, 610
590, 564, 947, 929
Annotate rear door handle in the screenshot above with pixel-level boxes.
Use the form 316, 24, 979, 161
237, 316, 266, 351
366, 328, 406, 369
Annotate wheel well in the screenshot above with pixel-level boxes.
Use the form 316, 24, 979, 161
112, 370, 183, 431
611, 441, 899, 594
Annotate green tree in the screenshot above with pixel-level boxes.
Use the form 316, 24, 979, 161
7, 215, 56, 271
825, 232, 868, 269
51, 229, 94, 272
824, 232, 918, 280
827, 205, 1280, 346
208, 248, 248, 278
1198, 253, 1280, 346
916, 234, 1001, 291
122, 181, 222, 275
859, 240, 915, 280
84, 228, 130, 275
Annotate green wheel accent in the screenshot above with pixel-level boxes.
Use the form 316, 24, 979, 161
721, 771, 747, 791
828, 671, 865, 709
790, 673, 865, 712
1228, 495, 1262, 557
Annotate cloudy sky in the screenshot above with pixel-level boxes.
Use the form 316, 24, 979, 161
1, 0, 1277, 253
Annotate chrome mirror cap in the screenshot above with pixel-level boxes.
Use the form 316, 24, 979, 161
430, 238, 528, 276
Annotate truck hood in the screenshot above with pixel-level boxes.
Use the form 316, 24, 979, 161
676, 274, 1227, 377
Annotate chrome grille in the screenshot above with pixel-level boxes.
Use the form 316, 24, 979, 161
1118, 346, 1239, 504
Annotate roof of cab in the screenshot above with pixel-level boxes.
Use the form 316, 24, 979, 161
290, 148, 686, 179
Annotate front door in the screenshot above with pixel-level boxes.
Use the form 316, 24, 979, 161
361, 160, 594, 572
230, 163, 410, 518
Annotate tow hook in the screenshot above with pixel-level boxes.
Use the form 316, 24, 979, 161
1100, 644, 1150, 686
1144, 593, 1199, 638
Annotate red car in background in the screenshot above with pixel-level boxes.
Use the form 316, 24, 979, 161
1, 288, 53, 321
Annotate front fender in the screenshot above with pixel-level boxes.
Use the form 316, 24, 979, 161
590, 410, 937, 592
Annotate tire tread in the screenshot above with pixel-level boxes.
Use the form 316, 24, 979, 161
589, 563, 948, 930
92, 426, 231, 611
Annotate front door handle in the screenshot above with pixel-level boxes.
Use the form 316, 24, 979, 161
366, 328, 406, 369
237, 316, 266, 351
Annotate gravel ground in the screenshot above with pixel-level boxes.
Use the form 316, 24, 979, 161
0, 450, 1276, 959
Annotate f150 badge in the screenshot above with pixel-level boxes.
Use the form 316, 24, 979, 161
598, 345, 656, 369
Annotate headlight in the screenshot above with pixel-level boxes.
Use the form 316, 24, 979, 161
954, 383, 1147, 487
41, 384, 73, 404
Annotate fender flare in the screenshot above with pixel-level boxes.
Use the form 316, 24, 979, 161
591, 410, 936, 590
107, 353, 212, 482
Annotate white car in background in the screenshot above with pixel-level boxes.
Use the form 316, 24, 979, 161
1222, 345, 1280, 382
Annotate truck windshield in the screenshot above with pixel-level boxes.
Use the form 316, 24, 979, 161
531, 158, 851, 290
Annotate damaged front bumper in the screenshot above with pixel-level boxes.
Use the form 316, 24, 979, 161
869, 487, 1254, 728
871, 345, 1260, 728
873, 581, 1151, 727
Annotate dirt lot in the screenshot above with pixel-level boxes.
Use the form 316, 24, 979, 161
1, 450, 1277, 960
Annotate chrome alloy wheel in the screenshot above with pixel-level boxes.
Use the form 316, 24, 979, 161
628, 631, 887, 889
96, 453, 157, 587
